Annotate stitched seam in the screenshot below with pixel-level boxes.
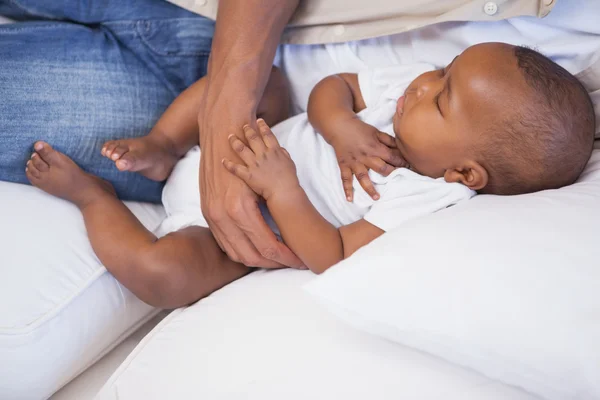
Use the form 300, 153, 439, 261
0, 22, 83, 32
5, 0, 60, 20
135, 21, 212, 57
0, 267, 108, 333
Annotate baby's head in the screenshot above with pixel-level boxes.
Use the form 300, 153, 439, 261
393, 42, 595, 195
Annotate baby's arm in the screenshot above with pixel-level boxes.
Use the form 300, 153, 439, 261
222, 120, 384, 273
307, 74, 406, 201
268, 188, 384, 273
307, 73, 366, 137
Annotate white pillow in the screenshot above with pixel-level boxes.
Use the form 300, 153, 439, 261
305, 149, 600, 400
0, 182, 166, 400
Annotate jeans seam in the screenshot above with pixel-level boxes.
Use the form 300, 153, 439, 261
135, 20, 212, 57
4, 0, 59, 20
0, 22, 83, 32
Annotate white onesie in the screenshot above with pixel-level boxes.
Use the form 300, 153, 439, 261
156, 64, 474, 238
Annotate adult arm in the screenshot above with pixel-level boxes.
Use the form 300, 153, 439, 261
198, 0, 302, 268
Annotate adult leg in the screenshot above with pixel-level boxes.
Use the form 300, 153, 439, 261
26, 141, 249, 308
0, 0, 196, 23
0, 1, 213, 202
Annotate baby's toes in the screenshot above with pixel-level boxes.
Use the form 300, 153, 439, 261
102, 141, 120, 158
30, 153, 49, 172
115, 151, 137, 171
101, 141, 113, 156
25, 159, 41, 180
110, 144, 130, 161
33, 141, 58, 164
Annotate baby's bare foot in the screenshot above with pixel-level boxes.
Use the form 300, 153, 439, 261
101, 136, 179, 182
26, 142, 115, 207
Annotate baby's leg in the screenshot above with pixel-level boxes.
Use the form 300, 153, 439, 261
102, 66, 289, 182
27, 142, 249, 308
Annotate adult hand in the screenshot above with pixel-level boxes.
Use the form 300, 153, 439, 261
196, 0, 301, 268
199, 101, 303, 269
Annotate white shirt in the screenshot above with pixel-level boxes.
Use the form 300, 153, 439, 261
279, 0, 600, 116
157, 64, 473, 237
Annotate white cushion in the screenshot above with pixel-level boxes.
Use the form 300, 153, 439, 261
95, 269, 537, 400
0, 182, 165, 400
305, 149, 600, 400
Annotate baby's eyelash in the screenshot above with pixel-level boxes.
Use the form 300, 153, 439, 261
435, 92, 442, 114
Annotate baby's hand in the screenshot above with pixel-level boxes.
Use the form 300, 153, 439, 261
222, 119, 301, 202
329, 119, 408, 201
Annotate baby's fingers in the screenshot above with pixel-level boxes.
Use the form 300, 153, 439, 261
375, 132, 408, 168
222, 158, 251, 183
364, 157, 394, 177
353, 164, 380, 201
228, 134, 256, 166
257, 119, 281, 149
379, 146, 407, 168
340, 166, 354, 202
376, 131, 397, 148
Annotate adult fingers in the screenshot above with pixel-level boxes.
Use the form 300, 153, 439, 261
212, 219, 282, 267
233, 201, 304, 269
353, 164, 380, 200
209, 221, 241, 262
228, 134, 256, 166
243, 124, 267, 157
340, 165, 354, 202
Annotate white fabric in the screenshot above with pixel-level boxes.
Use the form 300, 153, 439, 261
0, 182, 166, 400
280, 0, 600, 116
95, 269, 538, 400
305, 149, 600, 400
158, 65, 473, 235
50, 312, 169, 400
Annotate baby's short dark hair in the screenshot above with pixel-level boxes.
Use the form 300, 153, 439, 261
482, 46, 595, 195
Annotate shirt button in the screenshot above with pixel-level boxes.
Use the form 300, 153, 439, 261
195, 0, 207, 6
334, 24, 346, 36
483, 2, 498, 16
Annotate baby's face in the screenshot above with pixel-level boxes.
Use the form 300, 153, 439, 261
392, 43, 525, 183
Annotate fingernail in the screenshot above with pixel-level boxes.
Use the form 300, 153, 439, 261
257, 118, 265, 124
34, 142, 43, 151
373, 194, 380, 200
31, 153, 36, 159
228, 134, 235, 139
347, 196, 352, 202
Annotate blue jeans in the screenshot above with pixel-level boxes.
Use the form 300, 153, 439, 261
0, 0, 214, 202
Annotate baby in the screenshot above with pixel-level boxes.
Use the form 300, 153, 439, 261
25, 43, 595, 308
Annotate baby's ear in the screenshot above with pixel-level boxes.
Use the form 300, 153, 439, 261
444, 161, 488, 191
